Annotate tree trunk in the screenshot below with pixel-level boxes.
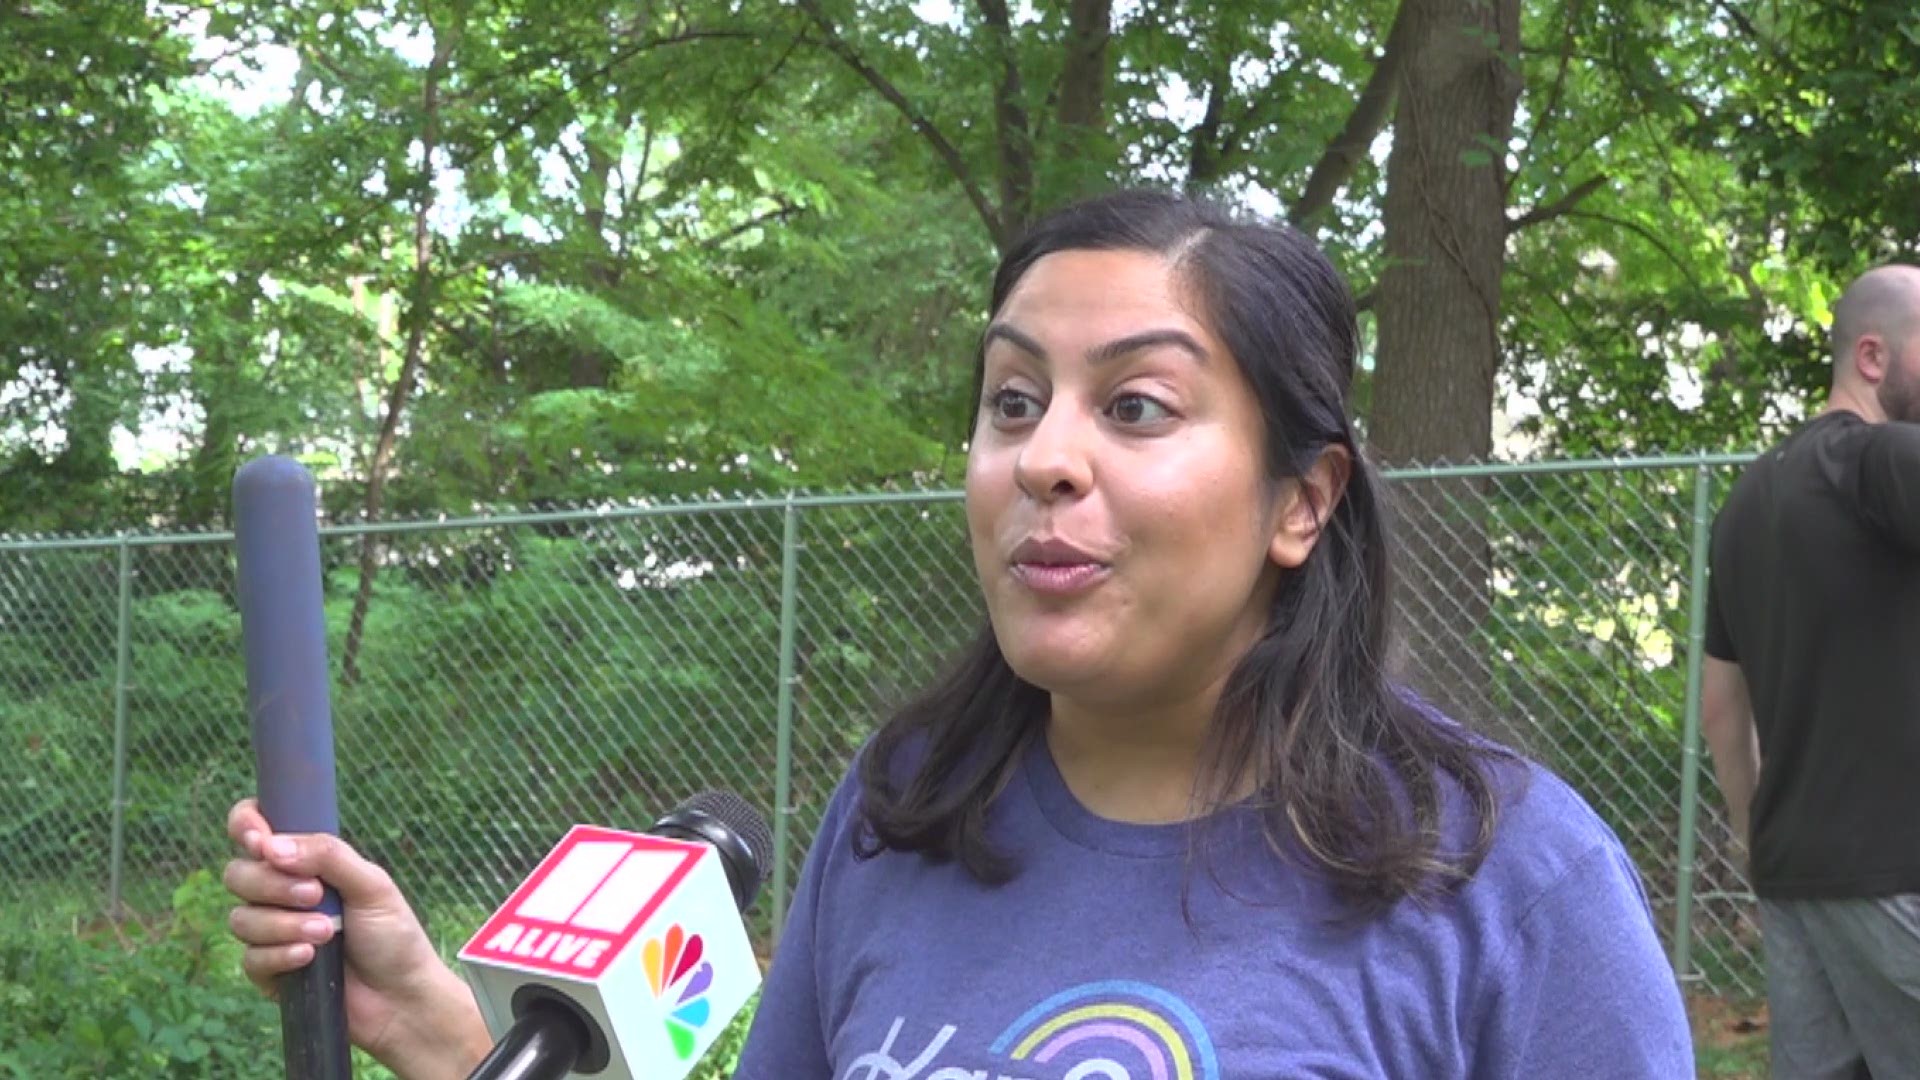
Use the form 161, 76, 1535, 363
570, 127, 627, 390
1047, 0, 1111, 206
184, 371, 239, 527
1290, 0, 1416, 228
49, 359, 119, 531
1369, 0, 1525, 750
976, 0, 1034, 239
340, 32, 452, 686
1055, 0, 1110, 132
181, 289, 259, 527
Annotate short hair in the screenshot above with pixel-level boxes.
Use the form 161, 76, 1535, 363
1832, 266, 1920, 366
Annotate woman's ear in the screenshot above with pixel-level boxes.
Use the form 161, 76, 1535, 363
1269, 445, 1353, 569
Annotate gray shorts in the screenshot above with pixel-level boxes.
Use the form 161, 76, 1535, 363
1760, 894, 1920, 1080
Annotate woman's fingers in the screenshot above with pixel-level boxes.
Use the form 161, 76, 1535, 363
228, 903, 337, 949
240, 942, 317, 994
223, 856, 324, 908
229, 893, 338, 998
244, 831, 399, 911
223, 820, 397, 914
223, 794, 428, 1014
228, 797, 270, 851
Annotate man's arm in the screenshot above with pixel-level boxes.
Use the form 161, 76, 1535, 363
1699, 656, 1761, 856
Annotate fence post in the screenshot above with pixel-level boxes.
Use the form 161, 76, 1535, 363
107, 537, 133, 920
770, 495, 801, 946
1671, 461, 1714, 984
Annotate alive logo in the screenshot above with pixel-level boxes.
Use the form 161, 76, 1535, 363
463, 826, 707, 980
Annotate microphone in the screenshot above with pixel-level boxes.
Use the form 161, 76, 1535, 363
458, 792, 775, 1080
233, 456, 352, 1080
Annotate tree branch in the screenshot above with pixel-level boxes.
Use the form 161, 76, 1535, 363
796, 0, 1003, 246
1567, 209, 1704, 291
975, 0, 1034, 235
701, 201, 805, 249
1512, 0, 1584, 190
1713, 0, 1769, 53
1507, 173, 1608, 233
613, 118, 652, 268
1186, 60, 1232, 183
732, 28, 808, 104
189, 42, 253, 77
451, 243, 646, 279
1290, 0, 1415, 227
274, 26, 772, 279
1507, 262, 1588, 341
296, 45, 356, 90
1053, 0, 1111, 132
451, 28, 770, 108
341, 18, 455, 686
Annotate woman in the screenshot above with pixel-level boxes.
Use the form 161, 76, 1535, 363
224, 189, 1693, 1078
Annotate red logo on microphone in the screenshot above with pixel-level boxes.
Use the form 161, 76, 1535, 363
463, 826, 706, 979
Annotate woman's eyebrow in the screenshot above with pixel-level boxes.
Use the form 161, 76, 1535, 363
982, 323, 1209, 366
1087, 328, 1209, 366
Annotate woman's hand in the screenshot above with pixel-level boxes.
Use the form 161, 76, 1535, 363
224, 798, 494, 1080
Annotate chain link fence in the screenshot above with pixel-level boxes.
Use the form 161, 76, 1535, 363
0, 456, 1760, 998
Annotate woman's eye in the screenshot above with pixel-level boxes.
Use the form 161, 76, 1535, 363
1108, 393, 1172, 425
991, 388, 1042, 421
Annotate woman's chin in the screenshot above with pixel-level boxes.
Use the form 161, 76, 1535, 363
1001, 643, 1117, 698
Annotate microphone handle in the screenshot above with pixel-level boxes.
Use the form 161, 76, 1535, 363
464, 1003, 588, 1080
280, 936, 352, 1078
233, 456, 350, 1080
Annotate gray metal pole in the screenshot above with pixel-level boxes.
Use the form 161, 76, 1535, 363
107, 538, 134, 920
771, 496, 802, 946
1671, 463, 1714, 982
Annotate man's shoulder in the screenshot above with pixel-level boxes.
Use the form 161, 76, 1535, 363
1710, 417, 1842, 535
1719, 411, 1920, 529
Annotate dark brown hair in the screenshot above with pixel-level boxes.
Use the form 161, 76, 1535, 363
853, 189, 1507, 910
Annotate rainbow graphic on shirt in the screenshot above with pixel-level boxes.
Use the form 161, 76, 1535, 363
990, 981, 1220, 1080
642, 923, 713, 1059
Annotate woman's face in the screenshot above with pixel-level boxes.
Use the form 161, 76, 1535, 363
965, 248, 1320, 712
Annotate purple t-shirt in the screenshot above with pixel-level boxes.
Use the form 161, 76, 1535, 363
736, 737, 1692, 1079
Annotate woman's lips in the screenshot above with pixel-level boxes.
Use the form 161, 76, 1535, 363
1010, 561, 1111, 595
1008, 537, 1112, 595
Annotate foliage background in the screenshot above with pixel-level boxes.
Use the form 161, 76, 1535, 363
9, 0, 1917, 1075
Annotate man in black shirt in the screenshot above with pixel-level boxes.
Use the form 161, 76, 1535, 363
1703, 263, 1920, 1079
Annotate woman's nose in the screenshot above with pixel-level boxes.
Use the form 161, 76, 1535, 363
1013, 400, 1093, 502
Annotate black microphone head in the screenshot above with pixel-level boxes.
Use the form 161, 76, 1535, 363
651, 791, 774, 914
678, 790, 774, 882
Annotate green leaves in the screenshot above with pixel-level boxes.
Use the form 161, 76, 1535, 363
1491, 0, 1854, 455
10, 0, 1919, 527
0, 869, 278, 1077
1716, 1, 1920, 273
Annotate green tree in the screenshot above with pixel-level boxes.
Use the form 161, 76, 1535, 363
0, 0, 190, 530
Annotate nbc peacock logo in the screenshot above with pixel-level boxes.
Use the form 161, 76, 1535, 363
990, 981, 1220, 1080
642, 923, 714, 1059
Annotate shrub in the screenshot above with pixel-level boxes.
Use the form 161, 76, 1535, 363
0, 870, 755, 1078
